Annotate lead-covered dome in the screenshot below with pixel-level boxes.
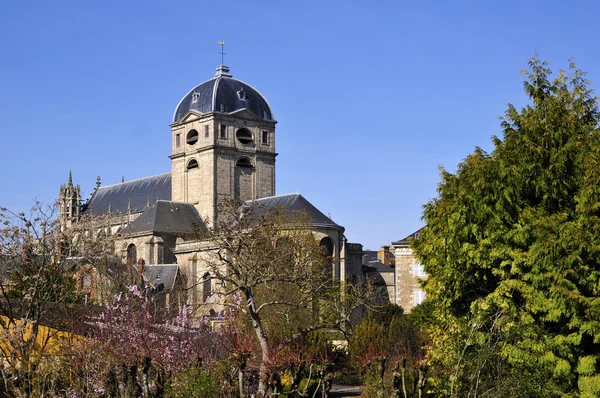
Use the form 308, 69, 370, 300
172, 65, 274, 123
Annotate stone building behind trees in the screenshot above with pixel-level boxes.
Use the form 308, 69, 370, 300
58, 63, 365, 315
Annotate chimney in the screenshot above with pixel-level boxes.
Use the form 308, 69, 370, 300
137, 258, 145, 283
378, 245, 391, 266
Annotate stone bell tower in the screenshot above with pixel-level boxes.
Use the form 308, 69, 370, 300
169, 64, 277, 226
58, 171, 82, 231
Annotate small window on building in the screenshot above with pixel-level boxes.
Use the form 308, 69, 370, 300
220, 124, 227, 139
413, 261, 426, 277
81, 272, 91, 290
262, 131, 269, 145
192, 91, 200, 103
127, 243, 137, 265
204, 125, 209, 138
176, 133, 181, 148
236, 128, 253, 144
186, 129, 198, 145
202, 273, 212, 303
187, 159, 198, 170
413, 290, 426, 306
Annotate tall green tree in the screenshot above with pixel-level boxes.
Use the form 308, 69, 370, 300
414, 58, 600, 397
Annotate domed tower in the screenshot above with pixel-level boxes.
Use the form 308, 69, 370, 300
170, 64, 277, 225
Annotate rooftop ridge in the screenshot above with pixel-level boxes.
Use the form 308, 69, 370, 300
97, 172, 171, 190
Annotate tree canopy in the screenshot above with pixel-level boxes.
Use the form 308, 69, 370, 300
414, 58, 600, 396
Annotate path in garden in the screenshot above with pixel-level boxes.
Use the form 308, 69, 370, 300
328, 384, 362, 397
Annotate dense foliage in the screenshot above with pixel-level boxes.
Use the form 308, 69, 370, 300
414, 58, 600, 396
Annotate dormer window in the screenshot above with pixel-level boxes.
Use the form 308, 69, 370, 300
192, 91, 200, 104
237, 87, 246, 100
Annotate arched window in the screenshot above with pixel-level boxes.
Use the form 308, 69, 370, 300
127, 243, 137, 265
187, 159, 198, 170
236, 128, 253, 144
186, 129, 199, 145
319, 237, 334, 276
319, 237, 334, 258
236, 157, 253, 168
234, 157, 254, 201
202, 273, 212, 303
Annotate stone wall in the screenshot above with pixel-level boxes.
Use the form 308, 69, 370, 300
393, 244, 426, 313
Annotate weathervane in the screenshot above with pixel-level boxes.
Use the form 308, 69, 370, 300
218, 40, 226, 64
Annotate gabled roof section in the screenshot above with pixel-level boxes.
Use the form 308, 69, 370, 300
245, 193, 340, 228
143, 265, 179, 291
84, 173, 171, 216
120, 201, 205, 236
392, 227, 424, 246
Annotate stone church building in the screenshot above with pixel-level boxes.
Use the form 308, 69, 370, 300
59, 63, 365, 312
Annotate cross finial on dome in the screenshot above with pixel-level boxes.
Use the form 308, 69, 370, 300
218, 40, 226, 64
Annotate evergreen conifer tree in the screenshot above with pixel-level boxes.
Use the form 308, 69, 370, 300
414, 58, 600, 396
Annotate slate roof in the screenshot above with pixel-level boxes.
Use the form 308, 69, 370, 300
84, 173, 171, 216
244, 193, 340, 228
120, 201, 204, 236
392, 227, 424, 246
363, 261, 394, 273
143, 265, 179, 291
173, 64, 274, 123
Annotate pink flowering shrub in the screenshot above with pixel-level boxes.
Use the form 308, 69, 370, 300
67, 285, 229, 397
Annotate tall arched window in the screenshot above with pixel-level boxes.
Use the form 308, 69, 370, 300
202, 273, 212, 303
320, 237, 334, 277
234, 157, 254, 201
127, 243, 137, 265
319, 237, 334, 258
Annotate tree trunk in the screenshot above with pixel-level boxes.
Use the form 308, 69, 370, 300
246, 290, 270, 397
239, 360, 246, 398
401, 358, 407, 398
417, 366, 427, 398
142, 356, 151, 398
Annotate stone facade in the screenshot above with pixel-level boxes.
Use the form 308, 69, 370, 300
170, 108, 276, 227
391, 229, 425, 313
58, 63, 365, 316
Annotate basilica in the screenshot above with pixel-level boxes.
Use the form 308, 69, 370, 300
59, 63, 366, 312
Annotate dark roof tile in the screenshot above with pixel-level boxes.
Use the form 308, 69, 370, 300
120, 201, 204, 236
245, 193, 339, 228
84, 173, 171, 216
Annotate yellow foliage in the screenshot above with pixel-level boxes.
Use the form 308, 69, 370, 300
0, 315, 78, 358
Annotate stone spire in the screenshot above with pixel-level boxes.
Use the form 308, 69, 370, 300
59, 171, 81, 231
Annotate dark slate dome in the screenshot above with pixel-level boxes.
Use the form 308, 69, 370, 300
172, 65, 274, 123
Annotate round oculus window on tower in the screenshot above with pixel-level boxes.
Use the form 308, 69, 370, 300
186, 129, 199, 145
236, 128, 253, 144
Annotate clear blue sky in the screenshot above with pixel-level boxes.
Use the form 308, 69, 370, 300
1, 0, 599, 249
